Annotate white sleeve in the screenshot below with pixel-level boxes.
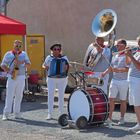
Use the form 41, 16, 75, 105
63, 56, 69, 63
24, 52, 31, 64
43, 55, 50, 67
1, 52, 10, 67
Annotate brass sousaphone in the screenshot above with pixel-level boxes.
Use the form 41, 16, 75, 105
92, 9, 117, 41
86, 9, 117, 67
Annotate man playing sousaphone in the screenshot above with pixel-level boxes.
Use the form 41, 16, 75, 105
83, 37, 111, 94
1, 40, 31, 120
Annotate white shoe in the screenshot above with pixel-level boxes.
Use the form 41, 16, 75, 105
15, 113, 23, 119
2, 115, 8, 121
104, 118, 117, 128
136, 130, 140, 135
128, 124, 140, 132
105, 118, 114, 125
118, 118, 125, 125
59, 111, 63, 116
46, 114, 52, 120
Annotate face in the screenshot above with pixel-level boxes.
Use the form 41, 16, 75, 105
14, 41, 22, 51
96, 37, 104, 46
116, 41, 125, 51
52, 46, 61, 54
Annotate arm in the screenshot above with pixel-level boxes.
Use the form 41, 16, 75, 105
1, 65, 10, 73
125, 50, 140, 70
42, 64, 49, 71
42, 55, 50, 71
129, 56, 140, 70
1, 53, 10, 73
111, 67, 129, 73
101, 66, 112, 77
63, 56, 69, 73
24, 52, 31, 68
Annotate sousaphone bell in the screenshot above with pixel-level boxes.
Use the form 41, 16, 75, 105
91, 9, 117, 38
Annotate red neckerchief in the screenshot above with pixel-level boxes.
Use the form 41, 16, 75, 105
137, 49, 140, 52
12, 50, 22, 55
118, 52, 125, 56
102, 45, 105, 48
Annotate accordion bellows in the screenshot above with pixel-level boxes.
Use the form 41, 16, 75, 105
48, 58, 68, 78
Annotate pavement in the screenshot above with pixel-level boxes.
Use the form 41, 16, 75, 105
0, 92, 140, 140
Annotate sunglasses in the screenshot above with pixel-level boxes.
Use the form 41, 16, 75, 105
116, 44, 124, 46
53, 48, 61, 51
15, 45, 22, 48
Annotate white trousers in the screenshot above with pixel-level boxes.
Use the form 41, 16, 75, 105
47, 77, 68, 114
3, 76, 25, 115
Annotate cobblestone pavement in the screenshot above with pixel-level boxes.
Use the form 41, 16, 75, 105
0, 94, 140, 140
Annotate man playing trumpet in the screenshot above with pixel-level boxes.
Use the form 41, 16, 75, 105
1, 40, 31, 120
101, 39, 129, 126
125, 36, 140, 134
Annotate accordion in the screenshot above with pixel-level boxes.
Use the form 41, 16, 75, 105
48, 58, 68, 78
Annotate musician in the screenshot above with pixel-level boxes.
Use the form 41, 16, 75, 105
1, 40, 31, 120
42, 43, 69, 120
125, 36, 140, 133
83, 37, 111, 94
101, 39, 129, 125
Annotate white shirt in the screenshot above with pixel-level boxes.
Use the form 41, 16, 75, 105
1, 51, 30, 76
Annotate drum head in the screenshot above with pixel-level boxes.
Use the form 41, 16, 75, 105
68, 89, 90, 121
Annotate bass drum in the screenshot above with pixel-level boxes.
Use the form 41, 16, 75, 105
68, 87, 109, 125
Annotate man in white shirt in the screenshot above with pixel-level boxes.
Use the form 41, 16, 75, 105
1, 40, 31, 120
83, 37, 111, 94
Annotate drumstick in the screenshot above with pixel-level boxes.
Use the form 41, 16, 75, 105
102, 54, 112, 67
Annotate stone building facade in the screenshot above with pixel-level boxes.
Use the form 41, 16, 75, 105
7, 0, 140, 62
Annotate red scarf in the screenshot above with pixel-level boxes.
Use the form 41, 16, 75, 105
12, 50, 22, 55
118, 52, 125, 56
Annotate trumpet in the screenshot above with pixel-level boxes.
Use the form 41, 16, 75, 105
113, 46, 138, 56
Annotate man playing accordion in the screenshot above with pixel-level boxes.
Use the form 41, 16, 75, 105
42, 43, 69, 120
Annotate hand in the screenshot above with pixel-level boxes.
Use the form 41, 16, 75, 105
93, 42, 103, 53
42, 65, 49, 70
5, 67, 10, 73
125, 47, 133, 57
100, 72, 106, 78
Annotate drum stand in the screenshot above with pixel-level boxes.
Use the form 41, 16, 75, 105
69, 62, 87, 89
70, 71, 86, 89
69, 61, 104, 90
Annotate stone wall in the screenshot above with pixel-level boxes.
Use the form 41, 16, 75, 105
7, 0, 140, 62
